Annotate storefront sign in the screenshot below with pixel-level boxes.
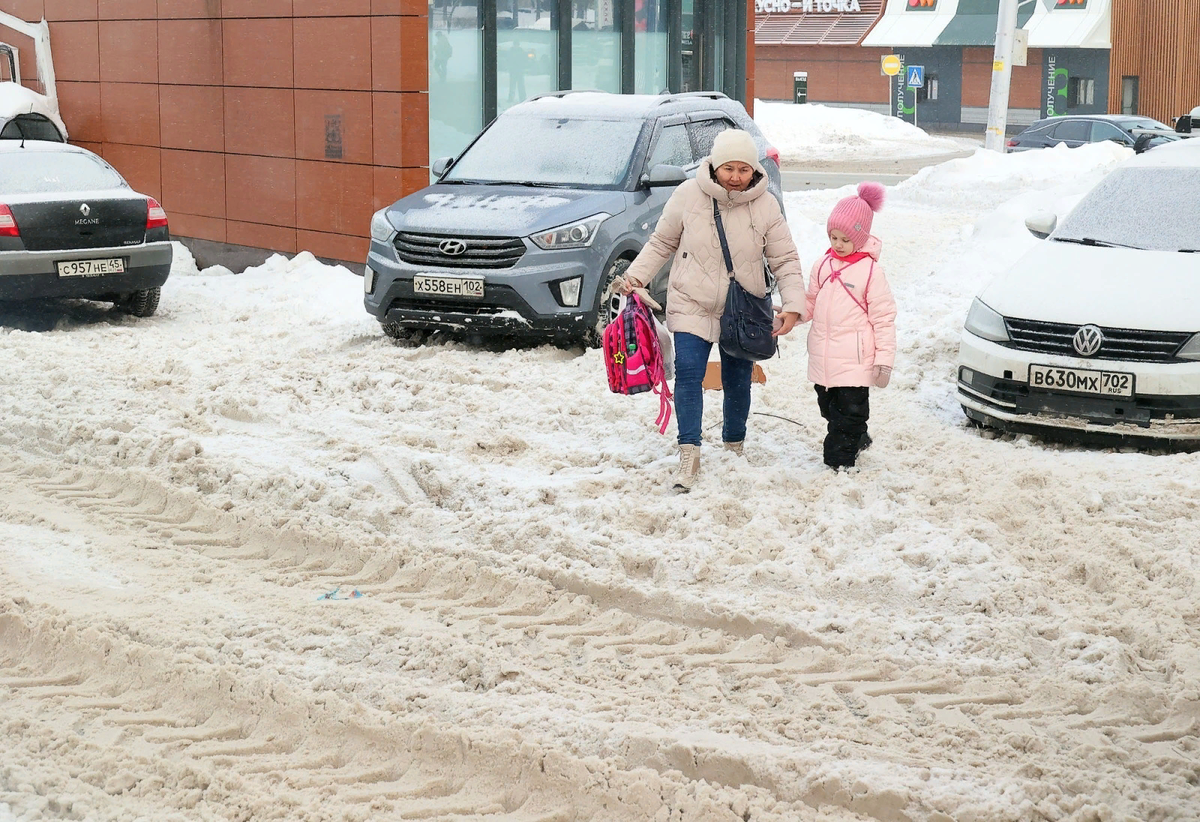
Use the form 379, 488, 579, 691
754, 0, 863, 13
1044, 54, 1068, 117
891, 54, 915, 124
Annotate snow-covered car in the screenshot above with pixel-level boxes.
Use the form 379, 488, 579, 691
0, 140, 172, 316
363, 90, 783, 347
956, 137, 1200, 448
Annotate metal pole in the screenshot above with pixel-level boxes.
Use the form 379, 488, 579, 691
984, 0, 1018, 152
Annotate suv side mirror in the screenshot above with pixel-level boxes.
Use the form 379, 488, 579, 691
431, 156, 455, 177
1025, 211, 1057, 239
641, 163, 687, 188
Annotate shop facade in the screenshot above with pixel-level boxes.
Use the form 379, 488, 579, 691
755, 0, 1114, 131
429, 0, 756, 165
1108, 0, 1200, 125
0, 0, 755, 267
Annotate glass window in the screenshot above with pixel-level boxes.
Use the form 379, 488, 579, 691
0, 153, 125, 194
445, 115, 643, 187
1067, 76, 1094, 108
634, 0, 667, 94
1051, 119, 1089, 141
1121, 76, 1138, 115
1054, 167, 1200, 252
429, 1, 484, 171
647, 123, 693, 168
0, 115, 64, 142
498, 0, 558, 115
572, 0, 620, 94
1090, 121, 1128, 144
687, 118, 733, 159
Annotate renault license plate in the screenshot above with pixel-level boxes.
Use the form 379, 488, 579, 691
1029, 364, 1134, 398
57, 258, 125, 277
413, 275, 484, 298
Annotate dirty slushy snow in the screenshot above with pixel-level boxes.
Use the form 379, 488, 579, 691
1, 104, 1197, 822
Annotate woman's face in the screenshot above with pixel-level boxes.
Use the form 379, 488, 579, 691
715, 161, 755, 192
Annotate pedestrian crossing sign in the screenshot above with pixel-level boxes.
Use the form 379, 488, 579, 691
906, 65, 925, 89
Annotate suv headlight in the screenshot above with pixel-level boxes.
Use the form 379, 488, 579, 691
530, 213, 610, 250
1178, 333, 1200, 361
964, 298, 1010, 342
371, 209, 396, 243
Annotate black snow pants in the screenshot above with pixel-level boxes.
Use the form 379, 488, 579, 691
815, 385, 870, 469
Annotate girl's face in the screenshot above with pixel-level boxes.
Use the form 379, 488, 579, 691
715, 161, 755, 192
829, 228, 856, 257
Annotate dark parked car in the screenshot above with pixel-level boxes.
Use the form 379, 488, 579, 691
1006, 114, 1178, 154
364, 90, 783, 347
0, 140, 172, 316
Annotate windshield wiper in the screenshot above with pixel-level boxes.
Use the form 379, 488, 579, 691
1180, 249, 1200, 253
1053, 237, 1145, 250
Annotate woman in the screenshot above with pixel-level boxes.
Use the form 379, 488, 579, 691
616, 128, 806, 491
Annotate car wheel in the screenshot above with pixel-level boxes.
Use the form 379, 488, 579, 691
122, 287, 160, 317
583, 257, 630, 349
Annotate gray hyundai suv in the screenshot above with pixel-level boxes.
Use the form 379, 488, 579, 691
363, 91, 783, 346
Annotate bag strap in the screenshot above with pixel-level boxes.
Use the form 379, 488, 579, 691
712, 198, 734, 278
817, 252, 870, 315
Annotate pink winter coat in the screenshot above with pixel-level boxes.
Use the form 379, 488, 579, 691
805, 236, 897, 388
624, 160, 806, 343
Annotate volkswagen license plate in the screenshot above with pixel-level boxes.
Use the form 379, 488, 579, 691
1029, 364, 1134, 398
57, 258, 125, 277
413, 275, 484, 298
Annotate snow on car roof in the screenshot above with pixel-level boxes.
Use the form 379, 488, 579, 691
1126, 134, 1200, 168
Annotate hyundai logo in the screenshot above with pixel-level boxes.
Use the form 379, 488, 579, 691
1072, 324, 1103, 357
79, 203, 91, 217
438, 239, 467, 256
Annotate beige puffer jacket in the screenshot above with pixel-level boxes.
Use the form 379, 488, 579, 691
624, 159, 806, 343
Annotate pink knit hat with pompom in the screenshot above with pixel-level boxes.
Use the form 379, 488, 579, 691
827, 181, 886, 251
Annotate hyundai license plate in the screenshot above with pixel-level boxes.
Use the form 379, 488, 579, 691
1029, 364, 1134, 398
57, 258, 125, 277
413, 275, 484, 298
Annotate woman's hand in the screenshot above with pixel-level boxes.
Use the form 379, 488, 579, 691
612, 275, 634, 295
772, 308, 800, 337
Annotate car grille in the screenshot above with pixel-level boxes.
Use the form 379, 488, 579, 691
394, 232, 525, 270
1004, 318, 1192, 363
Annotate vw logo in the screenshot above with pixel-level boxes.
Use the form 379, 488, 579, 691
438, 239, 467, 256
79, 203, 91, 217
1072, 324, 1103, 357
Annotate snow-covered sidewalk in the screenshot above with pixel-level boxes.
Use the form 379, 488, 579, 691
1, 108, 1197, 821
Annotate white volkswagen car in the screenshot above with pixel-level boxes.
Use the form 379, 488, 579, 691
957, 137, 1200, 448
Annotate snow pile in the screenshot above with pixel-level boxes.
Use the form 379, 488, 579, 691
753, 98, 977, 162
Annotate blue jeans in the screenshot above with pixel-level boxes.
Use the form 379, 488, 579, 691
673, 332, 753, 446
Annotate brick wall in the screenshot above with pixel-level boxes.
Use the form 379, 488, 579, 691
755, 45, 892, 104
1, 0, 430, 265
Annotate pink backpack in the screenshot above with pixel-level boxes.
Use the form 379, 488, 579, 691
603, 293, 673, 434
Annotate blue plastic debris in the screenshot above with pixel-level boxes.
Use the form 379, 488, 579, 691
317, 587, 364, 601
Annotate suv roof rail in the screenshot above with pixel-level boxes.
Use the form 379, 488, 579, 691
528, 89, 603, 102
656, 91, 730, 105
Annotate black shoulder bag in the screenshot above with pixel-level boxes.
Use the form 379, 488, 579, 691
713, 198, 777, 361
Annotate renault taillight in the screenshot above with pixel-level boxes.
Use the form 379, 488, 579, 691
0, 204, 18, 237
146, 197, 168, 231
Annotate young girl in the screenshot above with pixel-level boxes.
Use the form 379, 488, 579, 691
805, 181, 897, 470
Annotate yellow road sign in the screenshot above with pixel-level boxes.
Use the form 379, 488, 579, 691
881, 54, 902, 77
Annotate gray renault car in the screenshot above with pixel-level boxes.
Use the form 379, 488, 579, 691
364, 91, 783, 346
0, 140, 171, 316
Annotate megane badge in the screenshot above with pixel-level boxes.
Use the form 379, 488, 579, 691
439, 239, 467, 256
1072, 324, 1103, 357
80, 203, 91, 217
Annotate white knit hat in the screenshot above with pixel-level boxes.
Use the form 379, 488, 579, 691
708, 129, 764, 174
